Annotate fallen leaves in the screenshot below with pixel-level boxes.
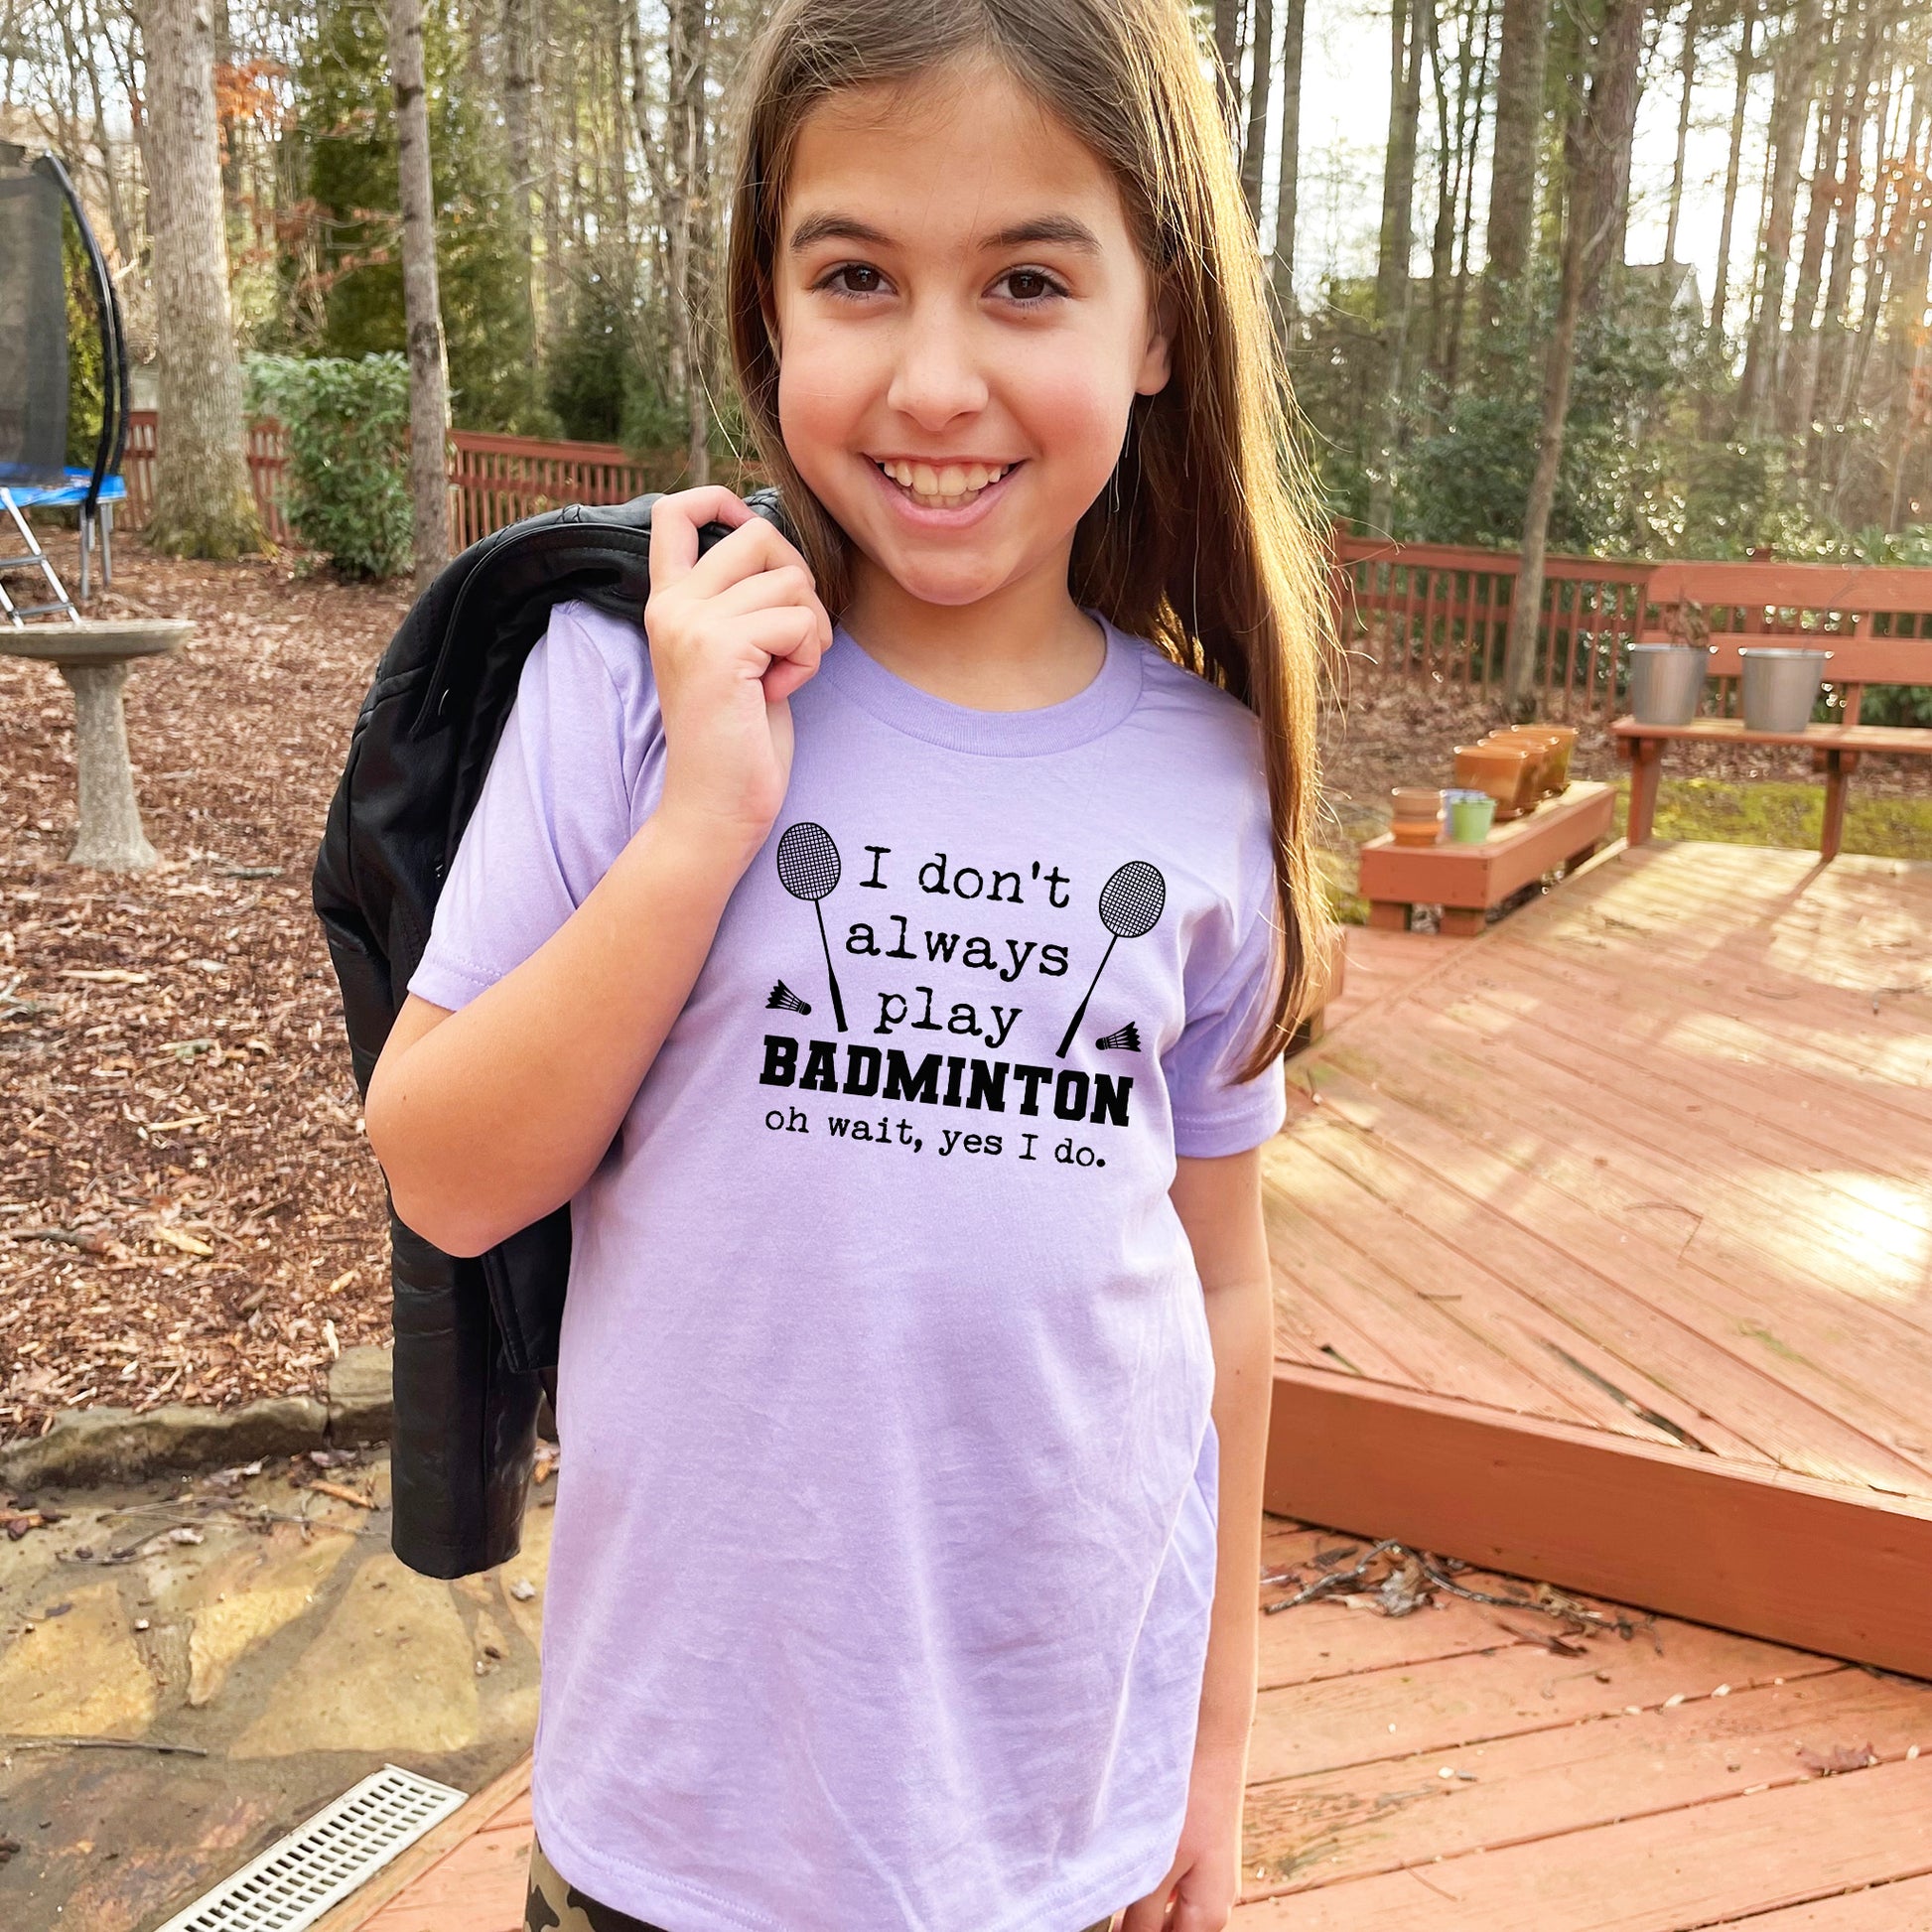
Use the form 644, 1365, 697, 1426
1, 530, 404, 1443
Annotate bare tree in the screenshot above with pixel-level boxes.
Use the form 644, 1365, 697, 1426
1480, 0, 1549, 338
1501, 0, 1646, 716
1664, 0, 1699, 266
1214, 0, 1244, 131
1240, 0, 1275, 226
1369, 0, 1428, 536
138, 0, 261, 557
1738, 0, 1828, 430
387, 0, 453, 583
1709, 0, 1759, 340
1269, 0, 1307, 315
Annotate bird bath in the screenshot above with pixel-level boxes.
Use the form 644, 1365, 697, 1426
1, 619, 193, 871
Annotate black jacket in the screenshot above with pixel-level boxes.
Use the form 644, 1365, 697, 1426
312, 489, 784, 1578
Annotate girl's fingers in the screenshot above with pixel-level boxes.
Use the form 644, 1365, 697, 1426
724, 605, 824, 700
647, 486, 756, 589
680, 512, 819, 604
705, 565, 835, 650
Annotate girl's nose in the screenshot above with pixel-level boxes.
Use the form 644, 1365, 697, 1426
885, 309, 990, 430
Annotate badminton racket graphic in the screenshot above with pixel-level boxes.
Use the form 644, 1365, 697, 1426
1055, 862, 1166, 1058
775, 821, 848, 1032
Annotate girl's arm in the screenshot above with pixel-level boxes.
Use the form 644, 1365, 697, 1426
363, 487, 832, 1259
1126, 1146, 1274, 1932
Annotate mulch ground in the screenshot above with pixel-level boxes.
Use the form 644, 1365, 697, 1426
2, 530, 410, 1445
2, 529, 1923, 1446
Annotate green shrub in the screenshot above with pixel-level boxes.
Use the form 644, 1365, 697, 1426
248, 353, 413, 578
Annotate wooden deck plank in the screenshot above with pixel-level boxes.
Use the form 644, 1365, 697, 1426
1321, 1020, 1932, 1352
1416, 967, 1932, 1191
1404, 966, 1932, 1247
1230, 1751, 1932, 1931
1383, 946, 1924, 1236
1705, 1872, 1932, 1928
356, 1817, 532, 1932
1264, 1179, 1606, 1419
1244, 1667, 1930, 1898
1247, 1620, 1837, 1784
317, 1755, 531, 1932
1330, 1021, 1932, 1329
1276, 1095, 1932, 1490
1323, 1036, 1932, 1459
1445, 943, 1932, 1136
1504, 900, 1932, 1088
1268, 1134, 1759, 1455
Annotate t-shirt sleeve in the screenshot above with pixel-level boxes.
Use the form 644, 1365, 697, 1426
1164, 834, 1288, 1160
408, 602, 655, 1013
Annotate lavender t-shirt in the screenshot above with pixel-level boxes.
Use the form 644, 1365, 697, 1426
411, 601, 1286, 1932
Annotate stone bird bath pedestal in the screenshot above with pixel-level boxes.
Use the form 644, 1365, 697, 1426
2, 619, 194, 872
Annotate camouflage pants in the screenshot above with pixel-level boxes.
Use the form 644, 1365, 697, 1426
524, 1833, 1120, 1931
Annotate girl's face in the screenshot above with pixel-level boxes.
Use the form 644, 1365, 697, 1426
769, 62, 1173, 615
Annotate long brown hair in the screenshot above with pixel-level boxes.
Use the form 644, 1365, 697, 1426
725, 0, 1335, 1078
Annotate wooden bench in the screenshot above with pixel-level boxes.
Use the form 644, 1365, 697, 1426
1613, 562, 1932, 862
1357, 780, 1615, 936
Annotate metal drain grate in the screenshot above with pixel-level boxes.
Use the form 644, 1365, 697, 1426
156, 1763, 469, 1932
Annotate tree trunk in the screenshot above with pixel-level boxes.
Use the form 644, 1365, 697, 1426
658, 0, 712, 486
1665, 0, 1698, 265
502, 0, 537, 344
1784, 7, 1857, 434
1427, 0, 1456, 379
1481, 0, 1549, 335
1446, 0, 1494, 390
1241, 0, 1275, 226
1370, 0, 1427, 536
1809, 5, 1888, 448
1270, 0, 1307, 315
1738, 0, 1828, 432
388, 0, 452, 586
1709, 0, 1758, 339
139, 0, 260, 558
1214, 0, 1244, 133
1502, 0, 1646, 717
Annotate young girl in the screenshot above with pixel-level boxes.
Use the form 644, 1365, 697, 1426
364, 0, 1332, 1926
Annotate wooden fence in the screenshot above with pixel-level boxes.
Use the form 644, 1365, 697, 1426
122, 412, 656, 554
1333, 534, 1932, 721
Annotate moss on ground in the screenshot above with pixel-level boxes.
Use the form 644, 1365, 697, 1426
1607, 776, 1932, 861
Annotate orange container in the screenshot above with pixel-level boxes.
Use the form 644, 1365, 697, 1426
1486, 724, 1578, 798
1452, 742, 1533, 819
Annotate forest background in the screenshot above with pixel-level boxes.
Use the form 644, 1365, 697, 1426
6, 0, 1932, 572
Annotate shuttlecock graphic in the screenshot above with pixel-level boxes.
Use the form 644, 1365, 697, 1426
1096, 1023, 1141, 1052
766, 980, 813, 1015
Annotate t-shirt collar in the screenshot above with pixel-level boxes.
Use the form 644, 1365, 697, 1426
818, 612, 1146, 758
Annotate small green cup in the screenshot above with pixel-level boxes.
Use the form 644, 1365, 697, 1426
1447, 788, 1497, 844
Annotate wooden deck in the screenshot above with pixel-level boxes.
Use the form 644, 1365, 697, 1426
1266, 838, 1932, 1677
336, 1513, 1932, 1931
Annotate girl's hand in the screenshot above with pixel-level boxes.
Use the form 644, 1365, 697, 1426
1119, 1741, 1245, 1932
645, 485, 834, 856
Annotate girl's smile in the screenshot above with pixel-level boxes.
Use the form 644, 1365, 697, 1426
866, 454, 1023, 521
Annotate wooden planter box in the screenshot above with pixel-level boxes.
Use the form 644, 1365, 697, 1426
1358, 780, 1616, 936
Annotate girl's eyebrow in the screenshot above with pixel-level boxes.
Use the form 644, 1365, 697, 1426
786, 211, 1102, 255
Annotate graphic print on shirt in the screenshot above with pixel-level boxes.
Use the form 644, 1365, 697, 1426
773, 820, 849, 1031
759, 825, 1166, 1171
1053, 860, 1167, 1057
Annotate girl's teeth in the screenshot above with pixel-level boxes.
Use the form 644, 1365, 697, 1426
878, 460, 1010, 505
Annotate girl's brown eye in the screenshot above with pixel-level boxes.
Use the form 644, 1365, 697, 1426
829, 264, 883, 295
1008, 271, 1050, 302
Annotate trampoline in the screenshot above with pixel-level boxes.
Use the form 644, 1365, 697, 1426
0, 137, 131, 620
